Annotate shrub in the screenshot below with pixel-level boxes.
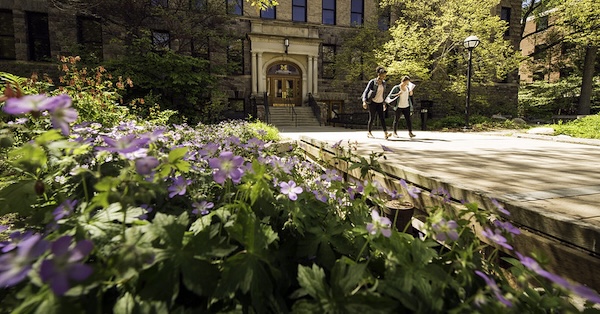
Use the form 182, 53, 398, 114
0, 94, 599, 313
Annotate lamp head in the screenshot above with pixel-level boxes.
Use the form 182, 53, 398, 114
463, 35, 480, 50
284, 38, 289, 47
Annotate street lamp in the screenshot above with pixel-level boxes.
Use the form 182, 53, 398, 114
284, 38, 289, 54
463, 35, 480, 129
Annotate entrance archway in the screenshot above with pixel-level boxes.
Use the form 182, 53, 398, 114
266, 62, 302, 107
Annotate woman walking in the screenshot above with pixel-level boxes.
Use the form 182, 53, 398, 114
386, 75, 415, 138
362, 66, 391, 139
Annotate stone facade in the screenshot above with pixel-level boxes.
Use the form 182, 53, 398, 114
0, 0, 522, 120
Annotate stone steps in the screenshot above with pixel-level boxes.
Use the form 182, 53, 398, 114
268, 107, 320, 128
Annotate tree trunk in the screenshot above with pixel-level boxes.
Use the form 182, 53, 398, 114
578, 45, 597, 115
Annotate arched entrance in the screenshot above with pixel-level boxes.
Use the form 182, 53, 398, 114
266, 62, 302, 107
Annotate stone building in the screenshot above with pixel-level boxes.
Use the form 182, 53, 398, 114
0, 0, 521, 123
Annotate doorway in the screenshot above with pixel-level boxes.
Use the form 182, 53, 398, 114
267, 62, 302, 106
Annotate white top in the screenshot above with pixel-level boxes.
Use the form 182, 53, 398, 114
373, 83, 385, 103
397, 85, 410, 108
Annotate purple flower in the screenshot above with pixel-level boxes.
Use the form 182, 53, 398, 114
400, 179, 421, 199
0, 234, 49, 288
331, 140, 343, 149
475, 270, 513, 307
97, 134, 150, 154
320, 169, 342, 182
199, 143, 220, 159
280, 180, 303, 201
431, 187, 451, 203
491, 198, 511, 216
40, 236, 93, 296
432, 219, 459, 242
0, 225, 6, 233
244, 138, 265, 151
2, 94, 54, 115
53, 199, 78, 221
46, 94, 78, 136
135, 156, 160, 175
208, 151, 245, 184
516, 252, 600, 303
168, 176, 192, 198
366, 209, 392, 238
493, 220, 521, 235
380, 144, 394, 152
481, 227, 513, 250
312, 190, 328, 203
192, 201, 214, 215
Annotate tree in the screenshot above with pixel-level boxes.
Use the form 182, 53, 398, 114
520, 0, 600, 115
555, 0, 600, 114
348, 0, 520, 116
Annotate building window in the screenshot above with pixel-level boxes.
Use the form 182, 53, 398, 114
152, 30, 170, 51
261, 6, 276, 19
500, 7, 511, 37
322, 0, 335, 25
350, 0, 363, 26
378, 6, 391, 31
191, 0, 206, 10
533, 44, 548, 61
536, 15, 549, 32
77, 16, 103, 61
192, 37, 210, 70
351, 50, 364, 80
227, 0, 242, 15
151, 0, 168, 8
227, 39, 243, 75
292, 0, 306, 22
0, 10, 16, 60
532, 71, 544, 81
322, 44, 336, 79
26, 12, 51, 61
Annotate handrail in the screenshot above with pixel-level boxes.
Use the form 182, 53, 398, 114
307, 93, 322, 126
287, 97, 298, 127
263, 91, 270, 124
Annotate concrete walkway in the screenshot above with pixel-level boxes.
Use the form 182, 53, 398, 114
280, 125, 600, 291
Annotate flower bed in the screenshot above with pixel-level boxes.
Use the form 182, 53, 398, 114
1, 92, 600, 313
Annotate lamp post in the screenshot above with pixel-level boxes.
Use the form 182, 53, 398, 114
463, 35, 480, 129
284, 38, 289, 54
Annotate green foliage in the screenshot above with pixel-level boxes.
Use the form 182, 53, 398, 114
1, 93, 599, 313
106, 48, 216, 125
518, 76, 600, 119
551, 114, 600, 139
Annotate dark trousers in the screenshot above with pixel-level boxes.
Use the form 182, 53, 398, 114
368, 101, 387, 133
392, 106, 413, 133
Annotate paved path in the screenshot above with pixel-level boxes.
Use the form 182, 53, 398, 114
280, 126, 600, 290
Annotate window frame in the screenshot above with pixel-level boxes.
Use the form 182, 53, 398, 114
322, 0, 336, 25
321, 44, 336, 79
0, 9, 16, 60
292, 0, 306, 22
227, 0, 243, 15
350, 0, 364, 26
77, 15, 103, 61
260, 6, 276, 19
26, 11, 51, 62
500, 7, 511, 37
227, 38, 244, 75
536, 15, 549, 32
151, 30, 171, 51
151, 0, 168, 8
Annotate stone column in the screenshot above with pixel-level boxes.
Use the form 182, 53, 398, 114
312, 55, 318, 94
251, 52, 257, 94
257, 53, 264, 93
307, 56, 313, 95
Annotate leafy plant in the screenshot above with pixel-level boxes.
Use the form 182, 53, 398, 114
0, 93, 599, 313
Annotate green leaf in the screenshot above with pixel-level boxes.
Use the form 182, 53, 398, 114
295, 264, 330, 300
168, 147, 188, 163
0, 180, 39, 216
34, 129, 64, 145
226, 203, 278, 257
331, 257, 367, 295
9, 144, 47, 171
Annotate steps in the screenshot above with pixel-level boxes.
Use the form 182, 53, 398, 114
268, 106, 321, 128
